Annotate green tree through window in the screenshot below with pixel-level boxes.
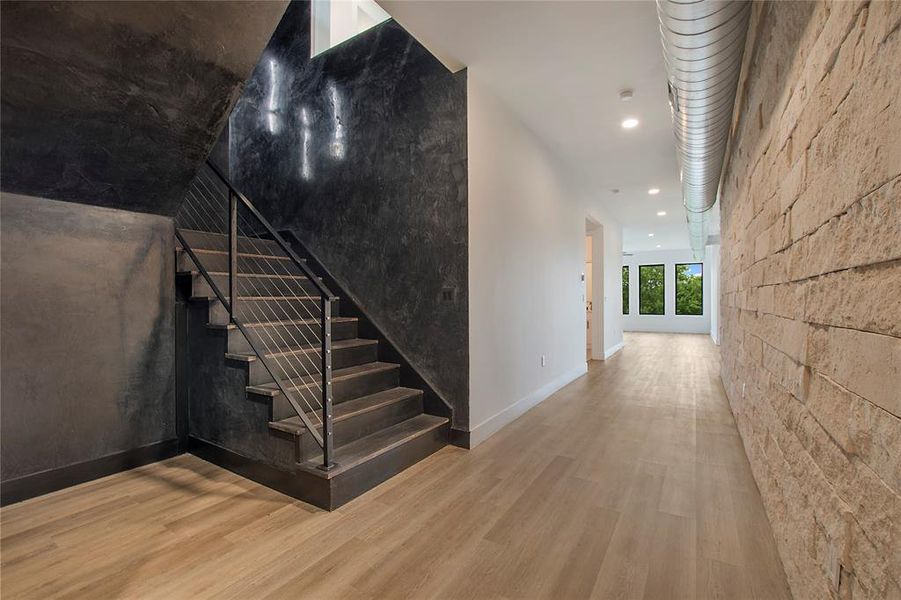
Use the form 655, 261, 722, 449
639, 264, 665, 315
622, 266, 629, 315
675, 263, 703, 315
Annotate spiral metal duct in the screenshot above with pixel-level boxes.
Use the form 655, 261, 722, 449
657, 0, 751, 258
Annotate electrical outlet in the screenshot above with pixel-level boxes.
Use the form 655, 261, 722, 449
540, 355, 546, 367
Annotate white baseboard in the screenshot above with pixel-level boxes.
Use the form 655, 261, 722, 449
603, 341, 624, 360
466, 363, 588, 448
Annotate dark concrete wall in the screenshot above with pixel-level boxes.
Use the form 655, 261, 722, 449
0, 193, 176, 484
0, 1, 287, 215
228, 2, 470, 427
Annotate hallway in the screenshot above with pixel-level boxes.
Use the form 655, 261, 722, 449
0, 333, 790, 599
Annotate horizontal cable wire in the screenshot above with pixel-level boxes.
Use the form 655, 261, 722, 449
186, 199, 322, 424
191, 172, 325, 350
181, 176, 324, 423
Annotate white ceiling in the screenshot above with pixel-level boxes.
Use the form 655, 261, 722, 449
378, 0, 692, 253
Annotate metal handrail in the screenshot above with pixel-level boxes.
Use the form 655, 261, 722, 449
177, 160, 335, 470
182, 176, 329, 402
204, 161, 337, 302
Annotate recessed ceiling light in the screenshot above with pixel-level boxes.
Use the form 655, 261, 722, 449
648, 233, 655, 237
656, 244, 661, 248
648, 188, 660, 195
657, 210, 667, 216
621, 118, 639, 129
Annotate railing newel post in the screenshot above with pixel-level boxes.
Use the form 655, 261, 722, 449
184, 160, 336, 463
319, 293, 335, 471
228, 189, 238, 321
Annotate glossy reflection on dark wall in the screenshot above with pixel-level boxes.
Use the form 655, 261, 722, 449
228, 1, 470, 427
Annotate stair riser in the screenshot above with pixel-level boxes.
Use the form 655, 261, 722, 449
226, 320, 358, 354
179, 251, 303, 276
179, 230, 283, 255
189, 273, 323, 298
329, 422, 449, 509
269, 367, 400, 420
191, 419, 449, 511
246, 343, 378, 385
208, 298, 339, 326
297, 393, 424, 461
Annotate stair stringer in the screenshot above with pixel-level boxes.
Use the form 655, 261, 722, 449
184, 298, 298, 471
181, 283, 337, 509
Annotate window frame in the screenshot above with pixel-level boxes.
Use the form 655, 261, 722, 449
638, 263, 666, 316
622, 266, 630, 315
674, 262, 704, 316
311, 0, 391, 58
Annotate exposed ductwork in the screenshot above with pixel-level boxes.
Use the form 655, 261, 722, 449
657, 0, 751, 258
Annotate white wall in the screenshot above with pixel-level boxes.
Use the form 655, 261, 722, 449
467, 75, 622, 446
599, 222, 624, 358
622, 248, 711, 334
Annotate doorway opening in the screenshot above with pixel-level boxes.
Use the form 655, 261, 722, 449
585, 235, 593, 359
585, 218, 604, 361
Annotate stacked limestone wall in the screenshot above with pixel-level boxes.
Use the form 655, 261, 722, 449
719, 2, 900, 598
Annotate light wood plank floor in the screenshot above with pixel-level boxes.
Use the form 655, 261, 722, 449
0, 332, 791, 599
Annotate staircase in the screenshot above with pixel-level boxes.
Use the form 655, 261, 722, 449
175, 162, 450, 509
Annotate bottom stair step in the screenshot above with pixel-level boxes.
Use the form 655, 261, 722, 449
301, 413, 448, 478
189, 413, 448, 510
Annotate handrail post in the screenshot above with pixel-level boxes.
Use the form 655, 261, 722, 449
228, 190, 238, 321
319, 294, 335, 470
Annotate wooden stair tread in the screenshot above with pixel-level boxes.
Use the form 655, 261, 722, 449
300, 414, 448, 478
246, 361, 399, 397
202, 294, 332, 301
177, 230, 297, 259
182, 247, 299, 261
268, 387, 423, 435
206, 316, 357, 331
226, 338, 378, 363
178, 269, 320, 281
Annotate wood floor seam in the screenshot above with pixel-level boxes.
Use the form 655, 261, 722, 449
0, 333, 792, 600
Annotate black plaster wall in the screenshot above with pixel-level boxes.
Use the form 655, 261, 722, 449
0, 193, 176, 486
228, 2, 469, 427
0, 1, 288, 215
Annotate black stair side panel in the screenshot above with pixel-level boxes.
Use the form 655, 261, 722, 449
186, 302, 296, 471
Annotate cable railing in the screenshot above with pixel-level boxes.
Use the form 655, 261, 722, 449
176, 160, 336, 470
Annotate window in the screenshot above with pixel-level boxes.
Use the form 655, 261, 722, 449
311, 0, 391, 57
675, 263, 703, 315
638, 264, 665, 315
622, 266, 629, 314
